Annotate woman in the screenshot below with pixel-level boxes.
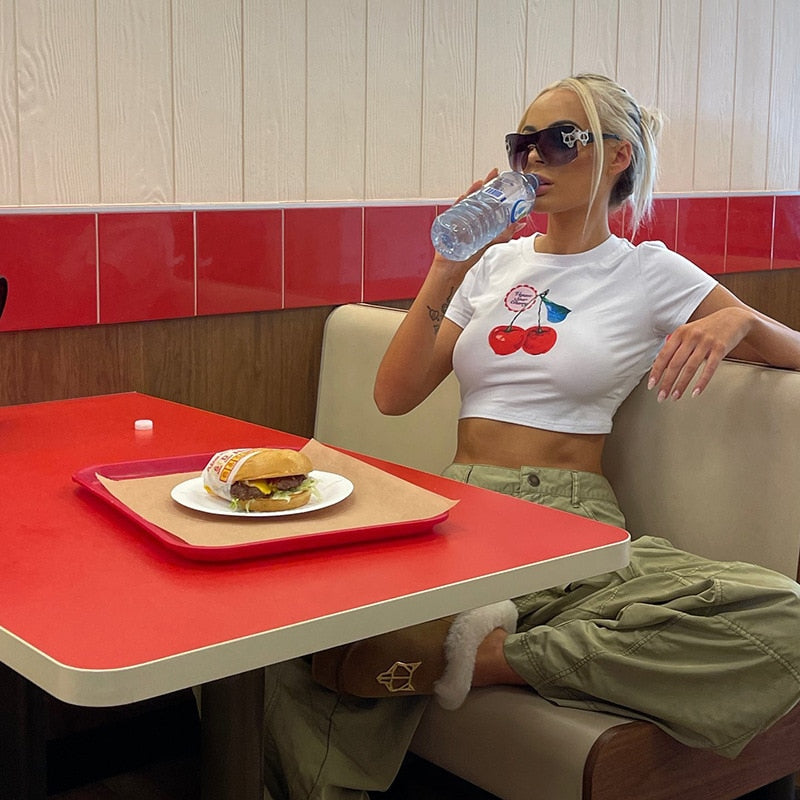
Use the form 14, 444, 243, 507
263, 74, 800, 800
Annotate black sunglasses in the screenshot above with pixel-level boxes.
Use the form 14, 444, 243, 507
0, 276, 6, 320
505, 125, 621, 171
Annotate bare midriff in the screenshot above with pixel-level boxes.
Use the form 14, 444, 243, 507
454, 417, 606, 475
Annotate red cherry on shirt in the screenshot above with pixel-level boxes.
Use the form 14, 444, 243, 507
488, 325, 525, 355
523, 325, 557, 355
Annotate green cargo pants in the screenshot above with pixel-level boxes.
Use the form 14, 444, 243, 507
263, 464, 800, 799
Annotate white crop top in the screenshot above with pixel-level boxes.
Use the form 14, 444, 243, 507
445, 234, 718, 434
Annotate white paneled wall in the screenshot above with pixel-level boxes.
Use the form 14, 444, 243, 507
1, 0, 798, 208
616, 0, 660, 103
573, 0, 619, 78
695, 0, 736, 191
174, 0, 242, 202
16, 0, 99, 205
365, 1, 424, 199
474, 0, 527, 178
0, 0, 18, 202
657, 0, 700, 193
731, 0, 773, 192
97, 0, 174, 204
243, 0, 306, 202
768, 0, 800, 190
306, 0, 364, 200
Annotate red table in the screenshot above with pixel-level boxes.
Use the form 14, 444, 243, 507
0, 393, 629, 798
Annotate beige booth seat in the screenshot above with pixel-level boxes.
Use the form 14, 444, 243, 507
315, 303, 800, 800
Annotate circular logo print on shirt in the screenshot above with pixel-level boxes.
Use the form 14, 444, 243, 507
504, 284, 538, 313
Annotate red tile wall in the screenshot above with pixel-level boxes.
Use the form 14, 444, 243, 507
284, 207, 363, 309
0, 194, 798, 333
0, 214, 97, 331
99, 212, 195, 324
196, 210, 282, 316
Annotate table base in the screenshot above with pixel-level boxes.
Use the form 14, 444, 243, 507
0, 662, 48, 799
0, 661, 265, 800
200, 669, 265, 800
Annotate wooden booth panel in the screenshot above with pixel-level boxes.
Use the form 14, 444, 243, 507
0, 306, 333, 439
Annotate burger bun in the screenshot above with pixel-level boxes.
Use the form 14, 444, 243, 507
236, 448, 313, 481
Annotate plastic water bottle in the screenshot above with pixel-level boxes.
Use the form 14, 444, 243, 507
431, 171, 539, 261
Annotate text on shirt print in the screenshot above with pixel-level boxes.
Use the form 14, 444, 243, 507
488, 284, 572, 356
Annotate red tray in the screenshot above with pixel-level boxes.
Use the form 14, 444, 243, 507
73, 453, 449, 562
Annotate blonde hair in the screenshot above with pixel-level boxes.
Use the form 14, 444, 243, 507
521, 73, 662, 236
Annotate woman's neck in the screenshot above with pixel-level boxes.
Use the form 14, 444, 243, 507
534, 210, 612, 255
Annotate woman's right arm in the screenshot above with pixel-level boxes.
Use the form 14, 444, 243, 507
373, 255, 471, 416
375, 169, 520, 415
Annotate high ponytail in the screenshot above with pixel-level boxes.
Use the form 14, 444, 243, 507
621, 104, 663, 235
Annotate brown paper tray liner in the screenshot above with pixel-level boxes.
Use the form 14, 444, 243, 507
95, 439, 457, 548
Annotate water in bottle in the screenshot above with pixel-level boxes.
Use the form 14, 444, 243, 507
431, 171, 539, 261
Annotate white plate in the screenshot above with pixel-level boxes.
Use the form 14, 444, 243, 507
171, 470, 354, 517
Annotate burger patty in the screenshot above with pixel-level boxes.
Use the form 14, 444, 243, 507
230, 474, 306, 501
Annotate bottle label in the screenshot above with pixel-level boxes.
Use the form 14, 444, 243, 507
484, 174, 534, 222
510, 198, 534, 222
484, 186, 506, 202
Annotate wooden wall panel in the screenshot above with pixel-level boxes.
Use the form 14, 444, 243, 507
694, 0, 736, 191
0, 321, 145, 408
16, 0, 98, 205
0, 307, 334, 438
657, 0, 701, 194
572, 0, 619, 78
97, 0, 174, 204
474, 0, 527, 175
616, 0, 660, 104
0, 0, 18, 206
243, 0, 306, 203
135, 308, 331, 436
172, 0, 242, 202
718, 269, 800, 333
766, 0, 800, 190
365, 0, 424, 200
306, 0, 367, 201
731, 0, 773, 191
421, 0, 477, 198
1, 0, 799, 206
523, 0, 574, 101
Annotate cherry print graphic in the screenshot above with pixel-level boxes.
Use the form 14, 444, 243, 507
488, 325, 526, 355
488, 285, 571, 356
523, 325, 557, 354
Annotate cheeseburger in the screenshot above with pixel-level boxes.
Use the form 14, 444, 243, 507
202, 448, 315, 512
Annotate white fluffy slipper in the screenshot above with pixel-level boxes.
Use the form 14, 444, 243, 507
433, 600, 518, 710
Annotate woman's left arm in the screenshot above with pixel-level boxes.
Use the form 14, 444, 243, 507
648, 284, 800, 401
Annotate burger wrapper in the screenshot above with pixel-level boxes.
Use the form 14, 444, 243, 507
201, 447, 272, 500
94, 439, 458, 549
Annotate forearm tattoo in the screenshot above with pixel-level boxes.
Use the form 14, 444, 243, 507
426, 287, 456, 334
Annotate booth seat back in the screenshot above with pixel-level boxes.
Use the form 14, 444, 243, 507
316, 303, 800, 800
603, 355, 800, 579
315, 303, 459, 476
